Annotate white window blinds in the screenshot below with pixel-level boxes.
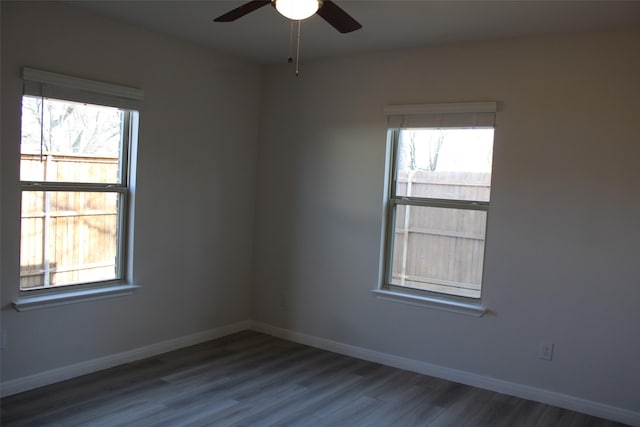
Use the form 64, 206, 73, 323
384, 101, 497, 129
23, 67, 143, 110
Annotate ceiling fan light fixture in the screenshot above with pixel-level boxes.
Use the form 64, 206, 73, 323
274, 0, 321, 21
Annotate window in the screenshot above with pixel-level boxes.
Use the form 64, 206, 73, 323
381, 102, 496, 305
19, 68, 142, 295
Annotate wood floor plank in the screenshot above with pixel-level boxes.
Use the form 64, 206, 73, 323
308, 394, 381, 427
0, 331, 628, 427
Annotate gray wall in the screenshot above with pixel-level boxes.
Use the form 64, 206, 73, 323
253, 28, 640, 412
1, 2, 260, 380
2, 0, 639, 418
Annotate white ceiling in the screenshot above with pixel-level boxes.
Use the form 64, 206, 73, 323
72, 1, 640, 65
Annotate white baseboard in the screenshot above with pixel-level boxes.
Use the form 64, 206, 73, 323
251, 321, 640, 426
1, 320, 251, 398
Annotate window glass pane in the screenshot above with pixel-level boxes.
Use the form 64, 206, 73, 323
20, 96, 123, 183
395, 128, 493, 201
20, 191, 120, 290
390, 205, 486, 299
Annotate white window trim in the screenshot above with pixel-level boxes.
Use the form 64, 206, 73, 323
14, 68, 142, 310
383, 101, 497, 116
375, 101, 497, 315
13, 284, 141, 312
372, 289, 487, 317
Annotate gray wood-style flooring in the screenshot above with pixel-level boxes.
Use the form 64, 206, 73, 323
1, 331, 627, 426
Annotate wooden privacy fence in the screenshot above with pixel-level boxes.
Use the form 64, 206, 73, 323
20, 154, 119, 289
20, 157, 489, 296
392, 171, 491, 298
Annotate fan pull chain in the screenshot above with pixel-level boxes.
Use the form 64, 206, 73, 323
295, 20, 301, 77
287, 20, 294, 64
285, 20, 303, 76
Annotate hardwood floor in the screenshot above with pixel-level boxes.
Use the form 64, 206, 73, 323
1, 331, 627, 426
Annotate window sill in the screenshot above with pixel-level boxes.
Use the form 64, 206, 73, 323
13, 284, 140, 312
371, 289, 487, 317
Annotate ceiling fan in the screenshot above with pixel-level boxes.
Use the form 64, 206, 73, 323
213, 0, 362, 34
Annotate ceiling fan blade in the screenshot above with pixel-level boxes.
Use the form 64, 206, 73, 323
213, 0, 271, 22
316, 1, 362, 33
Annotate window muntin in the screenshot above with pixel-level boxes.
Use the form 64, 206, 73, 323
385, 126, 494, 300
19, 96, 135, 291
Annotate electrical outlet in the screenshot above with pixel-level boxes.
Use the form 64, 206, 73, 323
538, 342, 554, 361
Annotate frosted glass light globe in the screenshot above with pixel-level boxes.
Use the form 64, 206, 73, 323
275, 0, 321, 20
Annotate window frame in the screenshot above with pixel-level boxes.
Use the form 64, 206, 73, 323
14, 68, 143, 309
376, 102, 497, 316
